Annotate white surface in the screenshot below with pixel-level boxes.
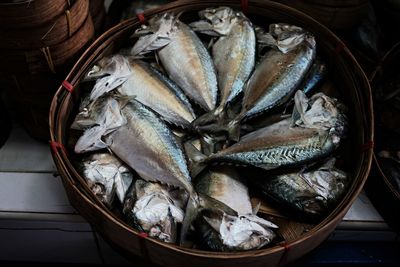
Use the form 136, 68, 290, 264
0, 172, 75, 214
0, 125, 55, 172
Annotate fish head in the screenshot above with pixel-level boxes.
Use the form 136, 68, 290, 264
202, 212, 277, 251
133, 181, 185, 243
190, 7, 241, 36
131, 12, 178, 55
294, 195, 327, 215
74, 125, 109, 153
257, 23, 315, 54
84, 55, 132, 82
292, 91, 348, 145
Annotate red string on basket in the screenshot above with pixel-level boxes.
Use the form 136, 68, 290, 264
361, 140, 374, 152
137, 13, 146, 24
138, 232, 148, 238
277, 242, 291, 267
335, 41, 346, 54
49, 141, 66, 155
241, 0, 249, 14
62, 80, 74, 93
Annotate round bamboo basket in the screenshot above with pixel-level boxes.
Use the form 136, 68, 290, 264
366, 42, 400, 231
0, 0, 69, 29
49, 1, 373, 266
0, 0, 89, 50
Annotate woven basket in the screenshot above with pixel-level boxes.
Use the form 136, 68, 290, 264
366, 42, 400, 231
49, 1, 373, 266
0, 0, 89, 50
0, 0, 70, 29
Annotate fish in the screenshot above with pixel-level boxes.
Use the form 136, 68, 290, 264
187, 91, 347, 176
193, 166, 278, 251
195, 166, 253, 214
249, 158, 348, 216
123, 179, 188, 243
88, 56, 196, 128
131, 12, 218, 111
226, 24, 316, 140
190, 7, 256, 125
73, 95, 127, 152
75, 97, 195, 197
81, 153, 134, 207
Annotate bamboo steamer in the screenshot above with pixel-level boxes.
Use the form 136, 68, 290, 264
0, 14, 94, 75
366, 42, 400, 231
0, 0, 69, 29
49, 1, 373, 266
0, 14, 94, 140
0, 0, 89, 50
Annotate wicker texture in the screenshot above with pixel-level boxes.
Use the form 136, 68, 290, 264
0, 0, 94, 141
49, 1, 373, 266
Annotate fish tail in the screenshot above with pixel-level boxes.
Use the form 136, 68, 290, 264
227, 117, 241, 142
179, 193, 200, 247
184, 142, 208, 177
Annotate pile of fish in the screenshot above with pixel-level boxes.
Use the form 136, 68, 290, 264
71, 7, 350, 251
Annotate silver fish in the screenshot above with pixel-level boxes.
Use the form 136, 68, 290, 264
89, 56, 196, 128
188, 91, 347, 175
81, 153, 134, 206
75, 98, 195, 196
190, 7, 256, 119
132, 13, 218, 111
195, 166, 253, 214
251, 158, 348, 216
227, 24, 316, 140
123, 180, 188, 243
194, 166, 277, 250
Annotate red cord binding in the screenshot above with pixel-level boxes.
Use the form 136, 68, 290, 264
361, 140, 374, 152
62, 80, 74, 93
49, 141, 66, 155
137, 13, 146, 24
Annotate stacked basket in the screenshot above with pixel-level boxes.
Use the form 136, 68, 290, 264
49, 1, 373, 266
0, 0, 94, 140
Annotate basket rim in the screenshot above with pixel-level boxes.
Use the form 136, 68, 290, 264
49, 0, 374, 259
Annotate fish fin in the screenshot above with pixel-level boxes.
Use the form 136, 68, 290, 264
131, 33, 171, 55
242, 214, 279, 229
89, 75, 129, 102
115, 95, 136, 109
74, 125, 108, 153
189, 20, 222, 36
184, 142, 207, 177
227, 119, 241, 142
179, 194, 200, 247
252, 202, 261, 215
